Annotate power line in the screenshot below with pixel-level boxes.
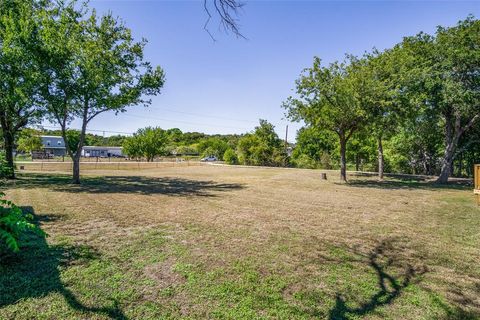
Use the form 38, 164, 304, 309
121, 108, 290, 131
39, 125, 134, 136
150, 105, 258, 124
120, 113, 252, 130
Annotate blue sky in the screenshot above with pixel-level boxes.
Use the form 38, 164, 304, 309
50, 0, 480, 141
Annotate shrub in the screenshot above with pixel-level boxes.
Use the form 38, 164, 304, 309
223, 148, 238, 165
319, 152, 333, 169
198, 138, 229, 160
292, 154, 318, 169
0, 193, 46, 252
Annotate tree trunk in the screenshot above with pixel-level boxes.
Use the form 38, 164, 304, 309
59, 106, 89, 184
437, 110, 464, 184
422, 151, 428, 176
437, 141, 455, 183
71, 129, 88, 184
377, 136, 384, 181
2, 130, 15, 179
457, 153, 463, 177
339, 136, 347, 182
72, 154, 81, 184
355, 153, 360, 172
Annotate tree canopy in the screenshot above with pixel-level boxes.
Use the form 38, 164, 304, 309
0, 0, 47, 177
39, 2, 165, 183
284, 56, 370, 181
123, 127, 169, 161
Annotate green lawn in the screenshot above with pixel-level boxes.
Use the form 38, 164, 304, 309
1, 166, 479, 319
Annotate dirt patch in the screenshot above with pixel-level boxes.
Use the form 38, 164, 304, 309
144, 257, 185, 290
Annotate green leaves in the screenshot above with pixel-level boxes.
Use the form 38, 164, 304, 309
123, 127, 169, 161
197, 137, 229, 160
0, 0, 48, 174
0, 192, 46, 252
36, 1, 165, 182
237, 120, 285, 167
0, 152, 14, 179
16, 128, 43, 154
284, 56, 368, 137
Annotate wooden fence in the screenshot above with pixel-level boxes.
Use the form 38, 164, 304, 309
474, 164, 480, 205
15, 160, 204, 172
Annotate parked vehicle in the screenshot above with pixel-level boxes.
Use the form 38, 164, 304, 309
201, 156, 218, 162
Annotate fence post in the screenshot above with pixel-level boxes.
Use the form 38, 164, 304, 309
475, 164, 480, 205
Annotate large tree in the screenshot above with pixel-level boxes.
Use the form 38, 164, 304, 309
284, 57, 369, 182
237, 120, 285, 167
401, 17, 480, 183
361, 48, 415, 180
0, 0, 47, 177
123, 127, 169, 162
40, 3, 165, 183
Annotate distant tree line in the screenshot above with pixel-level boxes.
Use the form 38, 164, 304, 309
118, 120, 286, 166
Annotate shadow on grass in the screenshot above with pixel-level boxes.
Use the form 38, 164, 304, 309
13, 173, 244, 196
341, 175, 471, 191
327, 238, 427, 320
424, 288, 480, 320
0, 207, 128, 320
321, 238, 480, 319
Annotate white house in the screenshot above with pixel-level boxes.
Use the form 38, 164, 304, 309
81, 146, 123, 158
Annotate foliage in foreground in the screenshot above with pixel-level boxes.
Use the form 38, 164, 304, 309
0, 193, 45, 252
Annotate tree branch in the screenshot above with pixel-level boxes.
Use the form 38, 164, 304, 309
459, 112, 480, 137
203, 0, 246, 40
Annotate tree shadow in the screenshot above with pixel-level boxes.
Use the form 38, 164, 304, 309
424, 287, 480, 320
325, 238, 428, 320
0, 207, 128, 319
341, 176, 471, 191
12, 173, 245, 196
350, 172, 429, 180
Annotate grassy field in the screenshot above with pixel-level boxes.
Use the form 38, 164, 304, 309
1, 166, 479, 319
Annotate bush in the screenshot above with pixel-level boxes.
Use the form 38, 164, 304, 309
223, 148, 238, 165
0, 193, 46, 252
292, 154, 318, 169
319, 152, 333, 169
0, 152, 14, 179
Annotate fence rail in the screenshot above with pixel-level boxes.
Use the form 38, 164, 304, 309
15, 160, 204, 172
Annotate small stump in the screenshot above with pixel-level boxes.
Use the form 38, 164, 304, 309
321, 173, 327, 180
19, 165, 24, 170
